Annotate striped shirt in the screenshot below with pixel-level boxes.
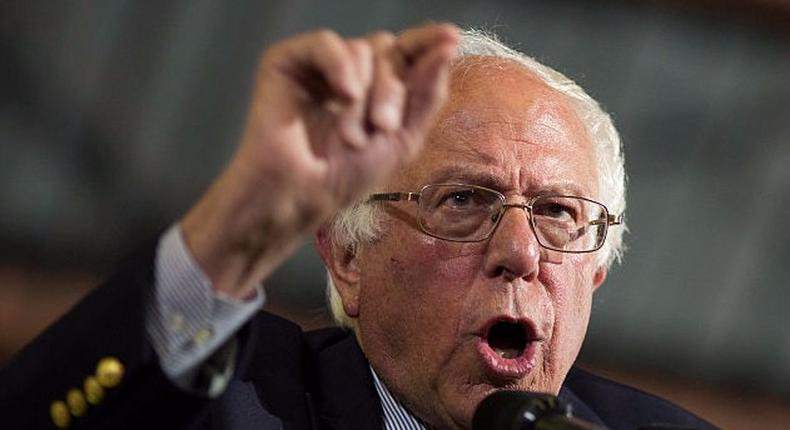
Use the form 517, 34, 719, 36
372, 368, 429, 430
147, 225, 264, 394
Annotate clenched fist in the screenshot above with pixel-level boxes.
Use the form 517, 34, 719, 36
181, 24, 459, 298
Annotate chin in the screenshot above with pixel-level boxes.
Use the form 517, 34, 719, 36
438, 380, 513, 430
439, 364, 561, 430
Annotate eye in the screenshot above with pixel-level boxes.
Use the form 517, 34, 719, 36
440, 189, 477, 208
422, 185, 501, 216
546, 203, 572, 217
533, 200, 577, 221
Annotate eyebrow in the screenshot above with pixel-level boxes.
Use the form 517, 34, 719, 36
426, 166, 506, 189
424, 165, 591, 197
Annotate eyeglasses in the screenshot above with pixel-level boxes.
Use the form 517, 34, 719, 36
369, 183, 623, 253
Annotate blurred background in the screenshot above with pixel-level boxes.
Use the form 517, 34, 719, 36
1, 0, 789, 428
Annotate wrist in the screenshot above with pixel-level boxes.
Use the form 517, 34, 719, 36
180, 159, 316, 298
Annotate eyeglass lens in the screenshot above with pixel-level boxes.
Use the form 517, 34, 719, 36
417, 185, 608, 251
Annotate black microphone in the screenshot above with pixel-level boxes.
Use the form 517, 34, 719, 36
473, 391, 607, 430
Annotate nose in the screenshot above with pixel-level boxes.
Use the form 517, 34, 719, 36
482, 204, 541, 282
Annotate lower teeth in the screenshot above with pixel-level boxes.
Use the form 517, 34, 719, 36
496, 348, 519, 359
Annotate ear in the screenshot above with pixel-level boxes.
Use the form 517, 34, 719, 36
591, 266, 607, 293
315, 225, 361, 318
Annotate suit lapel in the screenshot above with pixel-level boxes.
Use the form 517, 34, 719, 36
241, 312, 313, 430
241, 312, 382, 430
558, 367, 608, 427
308, 332, 383, 430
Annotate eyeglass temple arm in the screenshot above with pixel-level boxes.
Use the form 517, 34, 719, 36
588, 214, 623, 226
368, 192, 420, 202
568, 214, 623, 242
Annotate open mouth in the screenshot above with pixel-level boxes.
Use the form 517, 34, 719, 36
476, 318, 541, 379
487, 320, 528, 359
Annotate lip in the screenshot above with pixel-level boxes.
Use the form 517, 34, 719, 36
475, 317, 543, 381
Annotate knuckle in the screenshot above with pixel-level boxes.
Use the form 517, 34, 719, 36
261, 32, 307, 66
259, 45, 283, 71
368, 31, 396, 47
263, 39, 287, 60
348, 38, 371, 55
312, 28, 341, 45
377, 78, 406, 101
389, 79, 406, 96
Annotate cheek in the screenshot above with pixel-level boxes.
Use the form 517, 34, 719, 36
372, 235, 483, 311
543, 260, 594, 316
540, 255, 596, 367
358, 234, 490, 372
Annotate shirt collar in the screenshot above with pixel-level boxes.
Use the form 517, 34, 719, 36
370, 367, 429, 430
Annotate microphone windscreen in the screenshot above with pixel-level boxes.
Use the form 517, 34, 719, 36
473, 391, 559, 430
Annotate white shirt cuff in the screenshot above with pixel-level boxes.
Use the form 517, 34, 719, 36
146, 224, 265, 395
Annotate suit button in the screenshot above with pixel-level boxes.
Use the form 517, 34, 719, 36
84, 376, 105, 405
193, 328, 214, 346
170, 312, 185, 333
50, 400, 71, 428
66, 388, 87, 417
96, 357, 124, 388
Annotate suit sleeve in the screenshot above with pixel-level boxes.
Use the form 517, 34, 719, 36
0, 236, 259, 430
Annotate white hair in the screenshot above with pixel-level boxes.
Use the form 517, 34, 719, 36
326, 29, 627, 329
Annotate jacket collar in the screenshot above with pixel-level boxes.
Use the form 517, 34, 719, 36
308, 331, 382, 430
242, 313, 382, 430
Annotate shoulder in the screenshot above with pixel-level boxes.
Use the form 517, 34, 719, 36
240, 311, 354, 381
562, 366, 720, 430
245, 311, 351, 355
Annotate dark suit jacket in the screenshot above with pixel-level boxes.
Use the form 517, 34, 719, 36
0, 247, 719, 430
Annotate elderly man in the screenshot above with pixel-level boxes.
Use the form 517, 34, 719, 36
1, 24, 716, 430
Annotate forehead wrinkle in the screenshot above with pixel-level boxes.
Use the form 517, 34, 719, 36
431, 111, 501, 165
426, 111, 594, 194
438, 109, 541, 142
453, 139, 500, 165
425, 165, 507, 189
433, 110, 545, 166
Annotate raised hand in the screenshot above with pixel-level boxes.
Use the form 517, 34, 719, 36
181, 24, 459, 298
